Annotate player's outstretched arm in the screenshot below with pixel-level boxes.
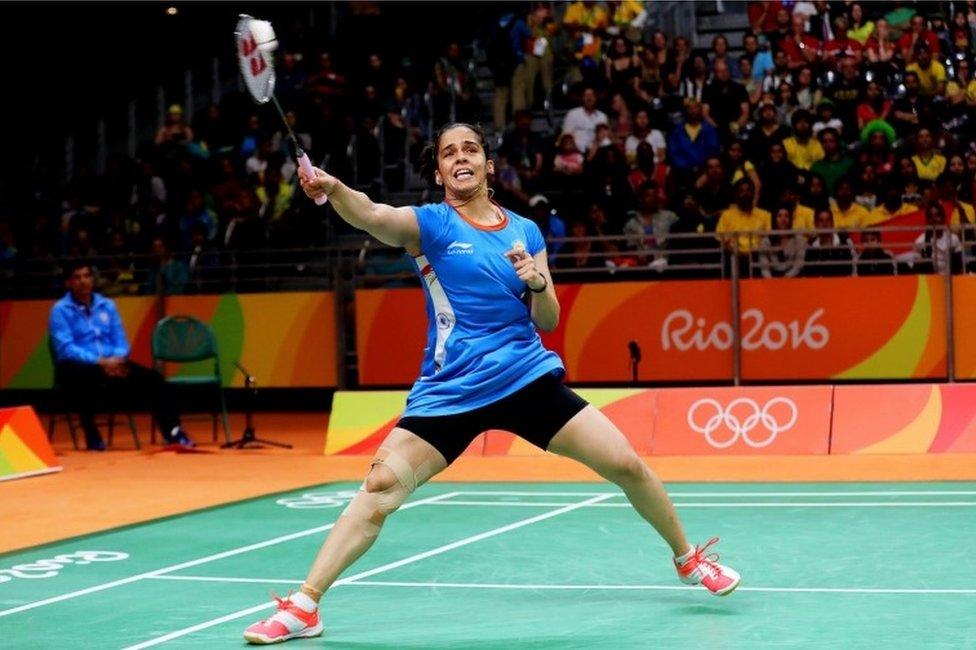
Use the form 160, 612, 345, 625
300, 167, 420, 250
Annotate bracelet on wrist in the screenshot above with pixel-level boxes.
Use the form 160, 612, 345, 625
529, 274, 548, 293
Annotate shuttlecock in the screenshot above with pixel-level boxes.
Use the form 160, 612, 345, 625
249, 19, 278, 52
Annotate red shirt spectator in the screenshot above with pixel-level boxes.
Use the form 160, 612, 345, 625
780, 14, 821, 68
824, 37, 862, 63
823, 16, 863, 66
898, 14, 940, 62
824, 16, 864, 64
856, 81, 892, 130
308, 52, 347, 99
628, 142, 669, 203
749, 1, 783, 35
865, 18, 897, 64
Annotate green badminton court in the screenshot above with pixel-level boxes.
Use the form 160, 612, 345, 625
2, 482, 975, 648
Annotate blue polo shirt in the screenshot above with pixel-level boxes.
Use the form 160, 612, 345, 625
49, 292, 130, 364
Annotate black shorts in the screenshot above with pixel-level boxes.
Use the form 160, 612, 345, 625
397, 371, 589, 464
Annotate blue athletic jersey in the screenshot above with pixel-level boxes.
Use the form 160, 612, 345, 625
403, 201, 565, 416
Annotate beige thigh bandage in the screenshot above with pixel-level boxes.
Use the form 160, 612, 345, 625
339, 447, 422, 538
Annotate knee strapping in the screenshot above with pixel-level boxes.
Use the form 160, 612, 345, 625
339, 447, 418, 537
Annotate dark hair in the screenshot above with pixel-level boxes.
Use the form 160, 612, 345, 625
62, 258, 92, 278
819, 127, 841, 141
418, 122, 492, 189
733, 177, 754, 192
609, 36, 633, 58
791, 109, 813, 127
927, 201, 947, 216
835, 175, 856, 191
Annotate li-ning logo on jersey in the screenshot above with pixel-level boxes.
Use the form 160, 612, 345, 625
446, 240, 475, 255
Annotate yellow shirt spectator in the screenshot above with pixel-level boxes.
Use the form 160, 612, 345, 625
563, 1, 609, 30
717, 205, 772, 253
848, 22, 875, 45
912, 153, 947, 181
255, 182, 295, 222
612, 0, 645, 26
865, 202, 919, 226
790, 204, 817, 231
831, 203, 871, 229
730, 160, 756, 185
906, 61, 947, 96
948, 201, 976, 226
947, 78, 976, 104
783, 136, 825, 171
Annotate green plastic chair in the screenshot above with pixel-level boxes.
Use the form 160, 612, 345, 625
151, 315, 231, 444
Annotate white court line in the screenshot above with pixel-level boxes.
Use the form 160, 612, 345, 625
348, 580, 976, 595
149, 575, 303, 585
429, 500, 976, 508
122, 493, 615, 650
0, 491, 461, 619
146, 576, 976, 596
456, 490, 976, 498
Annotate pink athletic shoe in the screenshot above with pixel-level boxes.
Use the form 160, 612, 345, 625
675, 537, 741, 596
243, 594, 324, 644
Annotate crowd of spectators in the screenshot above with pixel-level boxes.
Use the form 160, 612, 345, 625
5, 1, 976, 296
2, 13, 486, 296
489, 0, 976, 278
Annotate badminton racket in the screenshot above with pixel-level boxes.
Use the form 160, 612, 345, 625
234, 14, 327, 205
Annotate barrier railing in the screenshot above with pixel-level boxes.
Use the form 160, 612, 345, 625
3, 225, 973, 387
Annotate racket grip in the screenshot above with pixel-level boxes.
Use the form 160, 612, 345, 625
297, 152, 328, 205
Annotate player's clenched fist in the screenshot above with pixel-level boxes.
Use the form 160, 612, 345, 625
505, 244, 546, 292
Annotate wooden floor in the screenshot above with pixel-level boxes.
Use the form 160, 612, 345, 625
4, 412, 976, 553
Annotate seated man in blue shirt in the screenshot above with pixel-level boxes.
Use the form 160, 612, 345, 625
49, 260, 193, 450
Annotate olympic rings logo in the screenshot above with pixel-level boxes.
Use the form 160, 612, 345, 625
276, 490, 359, 509
686, 398, 798, 449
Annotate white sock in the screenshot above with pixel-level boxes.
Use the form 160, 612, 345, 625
675, 546, 696, 564
290, 591, 318, 612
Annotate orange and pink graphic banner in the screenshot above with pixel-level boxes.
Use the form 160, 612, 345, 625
0, 297, 156, 389
0, 406, 61, 481
952, 276, 976, 380
0, 292, 336, 388
164, 293, 336, 387
356, 276, 949, 384
832, 384, 976, 454
325, 383, 976, 456
325, 388, 655, 456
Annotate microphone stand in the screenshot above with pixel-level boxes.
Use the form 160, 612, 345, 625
628, 340, 642, 385
221, 361, 292, 449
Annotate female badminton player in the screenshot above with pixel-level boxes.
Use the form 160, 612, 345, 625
243, 123, 740, 644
